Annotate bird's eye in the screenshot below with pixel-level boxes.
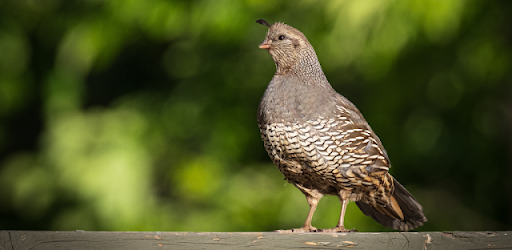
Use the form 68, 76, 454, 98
278, 35, 285, 40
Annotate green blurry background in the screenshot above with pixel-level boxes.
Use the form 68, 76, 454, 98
0, 0, 511, 232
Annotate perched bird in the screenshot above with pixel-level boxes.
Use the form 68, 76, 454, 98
256, 19, 427, 232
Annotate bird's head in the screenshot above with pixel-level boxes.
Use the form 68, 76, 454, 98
257, 19, 315, 75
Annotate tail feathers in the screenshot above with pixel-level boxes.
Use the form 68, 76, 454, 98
356, 177, 427, 231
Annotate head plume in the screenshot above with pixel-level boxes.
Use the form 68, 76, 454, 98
256, 19, 271, 27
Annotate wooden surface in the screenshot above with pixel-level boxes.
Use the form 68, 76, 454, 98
1, 231, 511, 250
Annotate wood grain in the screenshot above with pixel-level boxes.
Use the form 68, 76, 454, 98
1, 231, 510, 250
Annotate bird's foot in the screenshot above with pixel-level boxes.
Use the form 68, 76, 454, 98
293, 225, 319, 233
275, 225, 319, 233
320, 226, 357, 233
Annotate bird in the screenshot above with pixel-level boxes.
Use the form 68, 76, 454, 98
256, 19, 427, 232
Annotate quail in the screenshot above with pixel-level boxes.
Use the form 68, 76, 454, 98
256, 19, 427, 232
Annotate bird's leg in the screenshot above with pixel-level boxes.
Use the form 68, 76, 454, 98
321, 198, 356, 232
278, 185, 323, 233
276, 192, 321, 233
336, 198, 349, 230
298, 194, 321, 232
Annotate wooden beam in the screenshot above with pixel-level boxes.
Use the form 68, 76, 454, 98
1, 231, 510, 249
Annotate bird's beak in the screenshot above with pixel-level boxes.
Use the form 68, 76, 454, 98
259, 40, 272, 49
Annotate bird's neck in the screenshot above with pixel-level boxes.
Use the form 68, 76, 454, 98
276, 47, 328, 84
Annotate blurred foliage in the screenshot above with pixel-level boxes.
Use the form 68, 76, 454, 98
0, 0, 511, 232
